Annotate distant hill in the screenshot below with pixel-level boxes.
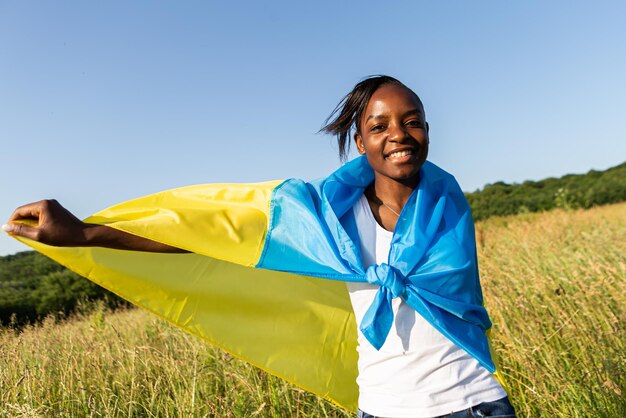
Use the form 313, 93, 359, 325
0, 251, 125, 326
466, 161, 626, 221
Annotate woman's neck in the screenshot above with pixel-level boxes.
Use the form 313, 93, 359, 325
365, 174, 419, 232
369, 175, 419, 210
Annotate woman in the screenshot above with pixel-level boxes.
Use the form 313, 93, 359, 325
321, 76, 515, 417
4, 76, 515, 417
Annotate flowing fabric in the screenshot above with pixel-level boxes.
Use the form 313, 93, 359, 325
12, 156, 502, 411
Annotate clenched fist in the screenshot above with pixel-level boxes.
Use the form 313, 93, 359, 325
3, 199, 89, 246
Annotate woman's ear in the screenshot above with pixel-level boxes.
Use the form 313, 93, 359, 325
354, 132, 366, 155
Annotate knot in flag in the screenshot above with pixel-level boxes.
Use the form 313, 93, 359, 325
360, 263, 409, 350
365, 263, 406, 299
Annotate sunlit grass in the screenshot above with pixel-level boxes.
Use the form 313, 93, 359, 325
477, 203, 625, 417
1, 203, 625, 417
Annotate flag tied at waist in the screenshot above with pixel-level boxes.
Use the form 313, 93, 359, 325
362, 261, 491, 351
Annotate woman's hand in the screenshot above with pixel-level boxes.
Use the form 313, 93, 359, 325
3, 200, 188, 253
3, 199, 90, 246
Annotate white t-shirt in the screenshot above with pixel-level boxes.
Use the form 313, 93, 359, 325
347, 195, 506, 417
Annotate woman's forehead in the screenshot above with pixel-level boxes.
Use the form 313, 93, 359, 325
365, 84, 424, 116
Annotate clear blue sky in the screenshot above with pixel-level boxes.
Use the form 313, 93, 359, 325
2, 1, 625, 256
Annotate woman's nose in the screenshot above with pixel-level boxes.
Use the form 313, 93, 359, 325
387, 123, 407, 142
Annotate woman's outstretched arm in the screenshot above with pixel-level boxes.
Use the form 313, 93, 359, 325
3, 199, 188, 253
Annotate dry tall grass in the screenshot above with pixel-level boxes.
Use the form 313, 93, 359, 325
1, 203, 624, 417
0, 307, 348, 417
476, 203, 625, 417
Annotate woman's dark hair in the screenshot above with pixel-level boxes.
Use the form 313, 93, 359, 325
321, 75, 420, 161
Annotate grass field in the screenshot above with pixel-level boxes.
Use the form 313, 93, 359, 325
1, 203, 625, 417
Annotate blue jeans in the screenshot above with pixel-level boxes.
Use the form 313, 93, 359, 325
356, 396, 516, 418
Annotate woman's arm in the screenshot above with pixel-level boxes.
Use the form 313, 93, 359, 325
3, 199, 188, 253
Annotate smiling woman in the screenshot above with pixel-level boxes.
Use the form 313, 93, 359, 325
355, 84, 429, 180
321, 77, 430, 234
320, 76, 514, 417
4, 75, 515, 417
357, 84, 430, 231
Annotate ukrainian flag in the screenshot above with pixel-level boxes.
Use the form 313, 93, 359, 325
13, 156, 502, 411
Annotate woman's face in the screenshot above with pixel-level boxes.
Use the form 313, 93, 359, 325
354, 84, 429, 188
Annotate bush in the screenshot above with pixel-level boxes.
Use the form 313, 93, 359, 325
0, 252, 126, 326
466, 161, 626, 220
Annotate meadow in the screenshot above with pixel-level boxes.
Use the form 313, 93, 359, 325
1, 203, 624, 417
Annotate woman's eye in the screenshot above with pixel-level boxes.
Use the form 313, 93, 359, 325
370, 124, 385, 132
406, 120, 422, 128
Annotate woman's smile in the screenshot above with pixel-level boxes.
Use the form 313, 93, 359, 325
385, 148, 416, 162
355, 83, 429, 187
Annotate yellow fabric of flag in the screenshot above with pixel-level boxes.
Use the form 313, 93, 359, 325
14, 179, 360, 411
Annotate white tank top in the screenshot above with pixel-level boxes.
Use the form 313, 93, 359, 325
347, 194, 506, 417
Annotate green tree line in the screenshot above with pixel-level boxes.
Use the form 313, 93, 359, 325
0, 251, 125, 326
466, 161, 626, 220
1, 160, 624, 325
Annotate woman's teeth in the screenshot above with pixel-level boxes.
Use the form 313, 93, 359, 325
387, 150, 412, 159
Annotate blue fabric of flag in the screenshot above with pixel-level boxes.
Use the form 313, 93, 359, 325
257, 156, 495, 372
